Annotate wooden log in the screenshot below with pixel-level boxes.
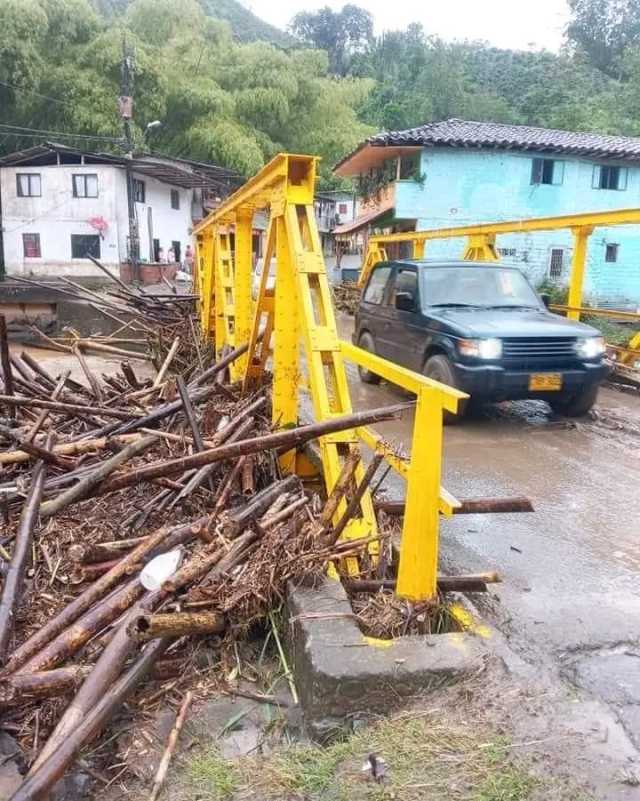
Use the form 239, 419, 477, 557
170, 416, 255, 506
0, 315, 15, 418
2, 516, 208, 675
213, 456, 246, 511
0, 666, 92, 705
16, 640, 170, 798
128, 612, 225, 642
72, 559, 122, 582
72, 345, 104, 403
121, 361, 142, 390
260, 496, 309, 529
148, 691, 193, 801
343, 573, 502, 594
327, 454, 384, 546
26, 371, 70, 443
189, 341, 250, 388
0, 395, 140, 420
73, 339, 152, 361
19, 352, 55, 386
241, 455, 255, 496
0, 424, 72, 470
0, 454, 48, 664
0, 433, 144, 466
223, 475, 300, 535
69, 539, 144, 565
39, 435, 157, 519
101, 404, 411, 495
27, 588, 163, 775
375, 496, 534, 516
314, 449, 361, 537
153, 337, 180, 388
18, 578, 143, 674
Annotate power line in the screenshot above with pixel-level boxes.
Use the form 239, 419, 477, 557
0, 123, 123, 145
0, 79, 75, 110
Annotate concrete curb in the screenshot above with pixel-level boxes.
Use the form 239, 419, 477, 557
287, 577, 489, 736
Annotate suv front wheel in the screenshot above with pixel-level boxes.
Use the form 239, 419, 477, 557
549, 384, 598, 417
357, 332, 381, 385
423, 354, 468, 423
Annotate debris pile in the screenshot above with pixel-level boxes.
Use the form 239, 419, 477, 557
0, 291, 405, 799
331, 281, 360, 315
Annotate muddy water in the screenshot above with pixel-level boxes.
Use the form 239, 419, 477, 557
8, 344, 155, 386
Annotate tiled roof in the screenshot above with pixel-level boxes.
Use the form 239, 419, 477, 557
336, 119, 640, 170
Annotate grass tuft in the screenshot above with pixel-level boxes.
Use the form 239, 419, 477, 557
185, 748, 239, 801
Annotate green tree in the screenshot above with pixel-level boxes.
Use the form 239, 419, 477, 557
290, 4, 373, 75
567, 0, 640, 76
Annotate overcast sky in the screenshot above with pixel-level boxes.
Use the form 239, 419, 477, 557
249, 0, 570, 52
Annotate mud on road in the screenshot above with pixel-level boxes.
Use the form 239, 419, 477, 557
337, 312, 640, 800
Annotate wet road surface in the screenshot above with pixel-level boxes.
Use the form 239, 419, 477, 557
338, 312, 640, 795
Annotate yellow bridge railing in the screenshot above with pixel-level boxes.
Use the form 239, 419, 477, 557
193, 153, 464, 600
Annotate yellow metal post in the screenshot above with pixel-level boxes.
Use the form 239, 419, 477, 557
395, 386, 444, 600
412, 239, 425, 259
243, 218, 276, 392
232, 209, 254, 379
463, 233, 499, 261
567, 226, 593, 321
272, 214, 300, 470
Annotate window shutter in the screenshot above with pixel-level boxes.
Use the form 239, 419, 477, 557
552, 161, 564, 185
531, 158, 543, 184
592, 165, 601, 189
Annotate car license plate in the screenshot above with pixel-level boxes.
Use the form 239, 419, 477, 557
529, 373, 563, 391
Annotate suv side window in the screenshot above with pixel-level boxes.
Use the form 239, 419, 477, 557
393, 267, 419, 305
363, 265, 392, 304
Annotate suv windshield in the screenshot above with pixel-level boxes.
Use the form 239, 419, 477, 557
420, 266, 541, 310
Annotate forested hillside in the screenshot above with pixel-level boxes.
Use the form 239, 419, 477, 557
2, 0, 640, 186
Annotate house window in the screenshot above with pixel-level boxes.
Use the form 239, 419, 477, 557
71, 234, 101, 259
593, 165, 627, 190
133, 179, 146, 203
548, 248, 565, 279
338, 202, 348, 215
72, 174, 98, 198
398, 154, 421, 180
531, 158, 563, 185
16, 173, 41, 197
605, 243, 619, 263
499, 247, 517, 257
22, 233, 41, 258
170, 189, 180, 210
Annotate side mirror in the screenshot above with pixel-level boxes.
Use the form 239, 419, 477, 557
395, 291, 416, 312
539, 293, 551, 308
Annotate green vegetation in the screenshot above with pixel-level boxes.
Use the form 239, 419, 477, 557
4, 0, 640, 187
174, 711, 549, 801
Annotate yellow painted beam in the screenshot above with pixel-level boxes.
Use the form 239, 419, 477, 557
369, 207, 640, 245
340, 340, 467, 413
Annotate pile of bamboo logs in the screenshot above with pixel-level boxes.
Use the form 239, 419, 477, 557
0, 301, 408, 799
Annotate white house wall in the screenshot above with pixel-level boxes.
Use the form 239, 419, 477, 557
129, 172, 193, 263
1, 164, 194, 278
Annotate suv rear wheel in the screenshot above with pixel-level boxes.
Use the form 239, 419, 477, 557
357, 332, 381, 385
423, 354, 468, 423
549, 384, 598, 417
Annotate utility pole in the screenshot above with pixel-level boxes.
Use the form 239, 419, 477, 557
119, 40, 139, 281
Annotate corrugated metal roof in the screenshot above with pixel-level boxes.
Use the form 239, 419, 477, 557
335, 118, 640, 172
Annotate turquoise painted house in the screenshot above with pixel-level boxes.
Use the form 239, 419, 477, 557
334, 119, 640, 307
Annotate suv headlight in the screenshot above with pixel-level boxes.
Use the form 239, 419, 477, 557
458, 338, 503, 359
575, 336, 605, 359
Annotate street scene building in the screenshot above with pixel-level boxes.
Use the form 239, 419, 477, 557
336, 118, 640, 306
0, 143, 238, 279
